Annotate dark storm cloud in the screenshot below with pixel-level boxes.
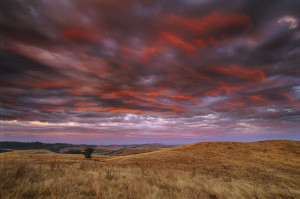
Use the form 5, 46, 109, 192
1, 49, 62, 81
1, 0, 299, 143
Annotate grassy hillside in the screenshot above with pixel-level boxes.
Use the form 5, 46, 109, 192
110, 140, 300, 197
0, 140, 299, 198
112, 140, 300, 181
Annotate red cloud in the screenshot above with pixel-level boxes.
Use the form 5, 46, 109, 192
165, 64, 209, 88
172, 94, 195, 102
194, 37, 218, 48
214, 66, 265, 82
225, 102, 245, 106
74, 101, 99, 107
159, 31, 196, 52
248, 92, 293, 106
280, 93, 294, 101
203, 82, 230, 96
62, 29, 100, 41
38, 106, 71, 113
160, 12, 251, 49
292, 102, 300, 106
180, 65, 209, 79
20, 81, 78, 90
120, 45, 161, 63
101, 89, 159, 104
169, 12, 251, 37
249, 95, 270, 105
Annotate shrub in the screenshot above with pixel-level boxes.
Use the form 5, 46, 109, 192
83, 148, 95, 159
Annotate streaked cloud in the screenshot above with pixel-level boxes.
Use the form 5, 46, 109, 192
1, 0, 299, 144
278, 16, 298, 29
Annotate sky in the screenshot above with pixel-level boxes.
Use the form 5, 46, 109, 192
1, 0, 300, 145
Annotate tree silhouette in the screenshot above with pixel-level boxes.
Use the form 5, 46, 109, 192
83, 148, 95, 159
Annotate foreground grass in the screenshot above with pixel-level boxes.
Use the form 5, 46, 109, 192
0, 140, 299, 199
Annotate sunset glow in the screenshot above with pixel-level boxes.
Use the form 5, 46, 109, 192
1, 0, 299, 144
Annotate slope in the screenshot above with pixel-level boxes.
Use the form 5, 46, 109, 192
109, 140, 300, 195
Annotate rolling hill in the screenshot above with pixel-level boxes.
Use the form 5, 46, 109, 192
0, 141, 177, 154
0, 140, 299, 198
109, 140, 300, 197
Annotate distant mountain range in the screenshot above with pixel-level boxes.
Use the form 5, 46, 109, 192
0, 141, 178, 154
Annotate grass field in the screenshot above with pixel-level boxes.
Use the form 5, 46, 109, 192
0, 140, 299, 199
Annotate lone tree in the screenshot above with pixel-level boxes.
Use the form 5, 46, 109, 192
83, 148, 95, 159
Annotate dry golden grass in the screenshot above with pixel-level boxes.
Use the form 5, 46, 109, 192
0, 140, 299, 199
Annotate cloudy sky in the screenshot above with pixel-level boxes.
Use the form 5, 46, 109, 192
1, 0, 299, 144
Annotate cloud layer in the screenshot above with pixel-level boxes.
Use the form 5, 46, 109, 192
1, 0, 299, 144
